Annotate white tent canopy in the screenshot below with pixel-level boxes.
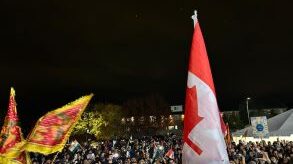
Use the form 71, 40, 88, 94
233, 108, 293, 137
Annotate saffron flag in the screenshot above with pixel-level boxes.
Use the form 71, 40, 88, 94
0, 88, 31, 164
182, 11, 229, 164
22, 94, 93, 155
224, 123, 233, 148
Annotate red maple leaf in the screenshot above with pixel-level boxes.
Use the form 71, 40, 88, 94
183, 86, 204, 155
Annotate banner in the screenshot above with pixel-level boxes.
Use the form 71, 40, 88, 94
251, 116, 269, 138
22, 94, 93, 155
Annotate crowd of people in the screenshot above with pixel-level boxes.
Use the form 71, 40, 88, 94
30, 135, 182, 164
228, 140, 293, 164
29, 135, 293, 164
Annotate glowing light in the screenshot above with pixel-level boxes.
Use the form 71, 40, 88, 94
121, 118, 126, 124
113, 153, 119, 158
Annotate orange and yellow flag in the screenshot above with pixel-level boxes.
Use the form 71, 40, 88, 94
224, 123, 233, 148
22, 94, 93, 155
0, 88, 31, 164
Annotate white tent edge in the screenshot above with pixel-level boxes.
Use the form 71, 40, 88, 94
232, 108, 293, 143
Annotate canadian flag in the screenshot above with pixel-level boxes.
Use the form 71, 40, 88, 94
182, 11, 229, 164
165, 148, 175, 159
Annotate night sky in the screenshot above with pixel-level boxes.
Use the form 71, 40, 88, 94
0, 0, 292, 123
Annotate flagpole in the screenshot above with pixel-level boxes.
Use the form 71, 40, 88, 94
51, 152, 60, 164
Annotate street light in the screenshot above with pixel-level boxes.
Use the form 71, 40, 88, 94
246, 97, 251, 125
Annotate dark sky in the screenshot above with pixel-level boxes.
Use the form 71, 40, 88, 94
0, 0, 292, 122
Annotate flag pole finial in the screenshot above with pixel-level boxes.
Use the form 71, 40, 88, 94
10, 87, 15, 96
191, 10, 198, 26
